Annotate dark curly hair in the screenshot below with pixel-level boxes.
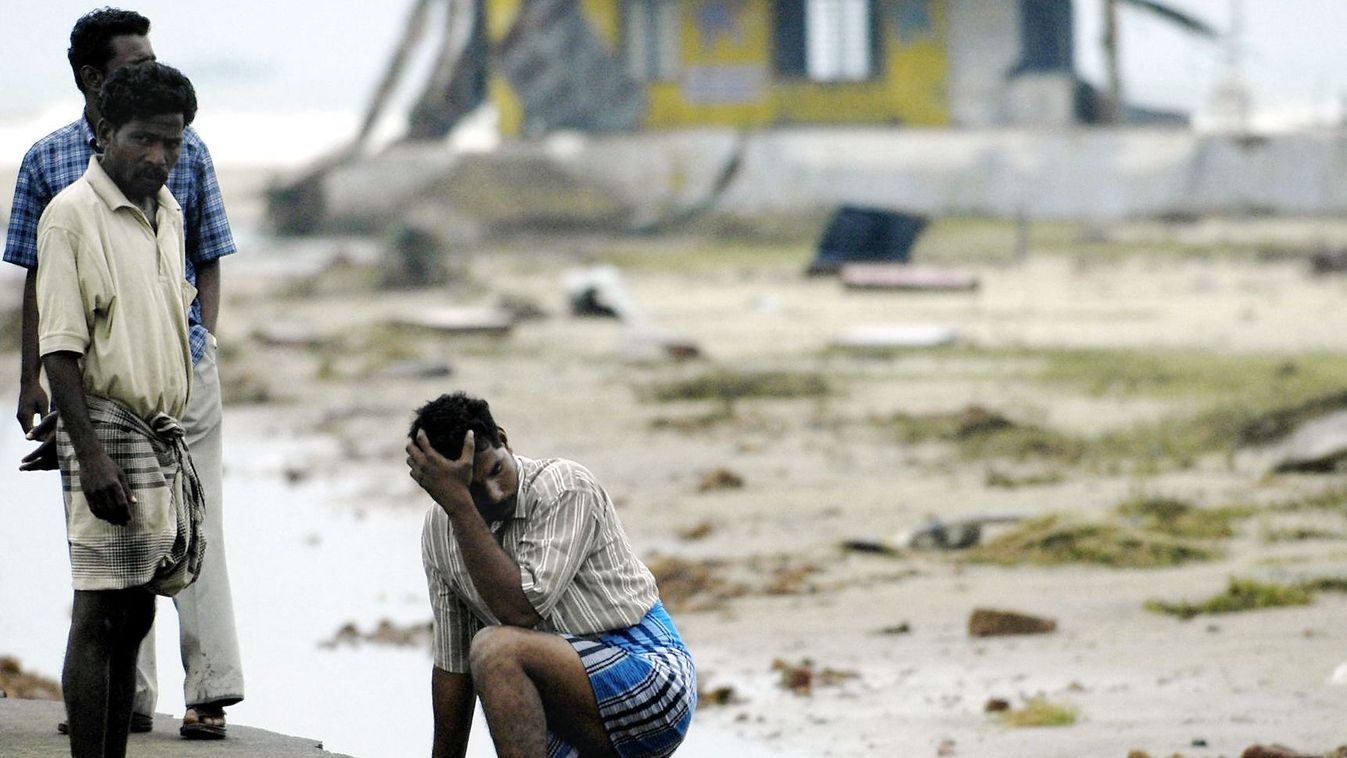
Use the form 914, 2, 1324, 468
67, 7, 151, 92
98, 61, 197, 130
409, 392, 505, 458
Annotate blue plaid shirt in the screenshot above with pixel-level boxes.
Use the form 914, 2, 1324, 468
4, 117, 236, 365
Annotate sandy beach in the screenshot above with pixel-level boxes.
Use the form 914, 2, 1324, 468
4, 167, 1347, 758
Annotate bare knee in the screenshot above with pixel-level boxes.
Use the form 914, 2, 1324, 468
468, 625, 528, 681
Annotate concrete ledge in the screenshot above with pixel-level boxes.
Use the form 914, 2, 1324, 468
0, 698, 355, 758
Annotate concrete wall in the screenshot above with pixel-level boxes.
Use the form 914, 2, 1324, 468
299, 127, 1347, 234
575, 127, 1347, 220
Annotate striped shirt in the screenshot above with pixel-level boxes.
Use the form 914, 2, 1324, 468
3, 117, 235, 365
423, 455, 661, 673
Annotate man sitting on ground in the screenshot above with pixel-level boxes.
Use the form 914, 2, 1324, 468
406, 392, 696, 758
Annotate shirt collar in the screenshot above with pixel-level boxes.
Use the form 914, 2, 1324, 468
79, 116, 99, 152
510, 455, 540, 521
84, 155, 181, 217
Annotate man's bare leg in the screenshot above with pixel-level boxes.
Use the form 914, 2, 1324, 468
64, 589, 156, 758
468, 626, 617, 758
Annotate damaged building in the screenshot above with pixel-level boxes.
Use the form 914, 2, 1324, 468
429, 0, 1089, 138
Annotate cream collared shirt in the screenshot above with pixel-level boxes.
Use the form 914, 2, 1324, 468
37, 156, 194, 421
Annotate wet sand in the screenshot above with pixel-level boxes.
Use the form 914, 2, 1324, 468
3, 168, 1347, 756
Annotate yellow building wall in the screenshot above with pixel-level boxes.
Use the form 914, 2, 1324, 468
487, 0, 950, 134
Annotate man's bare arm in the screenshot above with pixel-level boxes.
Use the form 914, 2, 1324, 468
43, 351, 135, 524
16, 270, 48, 432
194, 258, 220, 334
409, 430, 543, 628
430, 667, 475, 758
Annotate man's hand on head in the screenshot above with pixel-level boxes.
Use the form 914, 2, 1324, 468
16, 382, 49, 434
407, 429, 475, 513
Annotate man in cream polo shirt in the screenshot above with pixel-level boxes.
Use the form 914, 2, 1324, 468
36, 61, 206, 758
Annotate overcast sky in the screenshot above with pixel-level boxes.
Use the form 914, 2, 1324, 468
0, 1, 1342, 162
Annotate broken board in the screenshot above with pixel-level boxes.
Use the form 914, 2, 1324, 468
840, 263, 980, 292
393, 307, 514, 335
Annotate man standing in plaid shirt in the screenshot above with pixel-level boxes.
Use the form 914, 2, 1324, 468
8, 8, 243, 740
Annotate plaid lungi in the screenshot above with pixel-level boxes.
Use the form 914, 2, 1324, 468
548, 602, 696, 758
57, 394, 206, 596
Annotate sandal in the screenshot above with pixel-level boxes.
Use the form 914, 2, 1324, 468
180, 705, 227, 740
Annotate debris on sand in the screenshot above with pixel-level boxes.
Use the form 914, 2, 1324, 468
1147, 575, 1347, 620
877, 622, 912, 635
770, 658, 859, 695
983, 697, 1011, 712
697, 467, 745, 492
646, 555, 748, 611
378, 359, 453, 380
899, 515, 1024, 551
1261, 525, 1347, 543
1309, 247, 1347, 275
1115, 496, 1251, 540
967, 515, 1220, 568
885, 406, 1086, 462
1262, 409, 1347, 474
991, 696, 1078, 728
320, 619, 433, 649
1237, 389, 1347, 447
564, 265, 640, 320
648, 407, 738, 433
1241, 745, 1347, 758
1145, 578, 1313, 620
391, 307, 515, 335
643, 369, 829, 403
967, 608, 1057, 637
840, 538, 902, 556
676, 521, 715, 541
0, 656, 61, 700
840, 263, 979, 292
696, 683, 744, 707
984, 466, 1064, 489
761, 562, 822, 595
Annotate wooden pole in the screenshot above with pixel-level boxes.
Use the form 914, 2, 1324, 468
354, 0, 438, 150
1103, 0, 1122, 123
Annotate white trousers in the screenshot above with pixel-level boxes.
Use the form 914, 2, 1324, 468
133, 343, 244, 712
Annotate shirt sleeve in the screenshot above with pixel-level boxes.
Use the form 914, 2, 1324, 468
423, 513, 482, 674
184, 139, 236, 265
3, 153, 53, 270
515, 489, 602, 619
35, 224, 95, 356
